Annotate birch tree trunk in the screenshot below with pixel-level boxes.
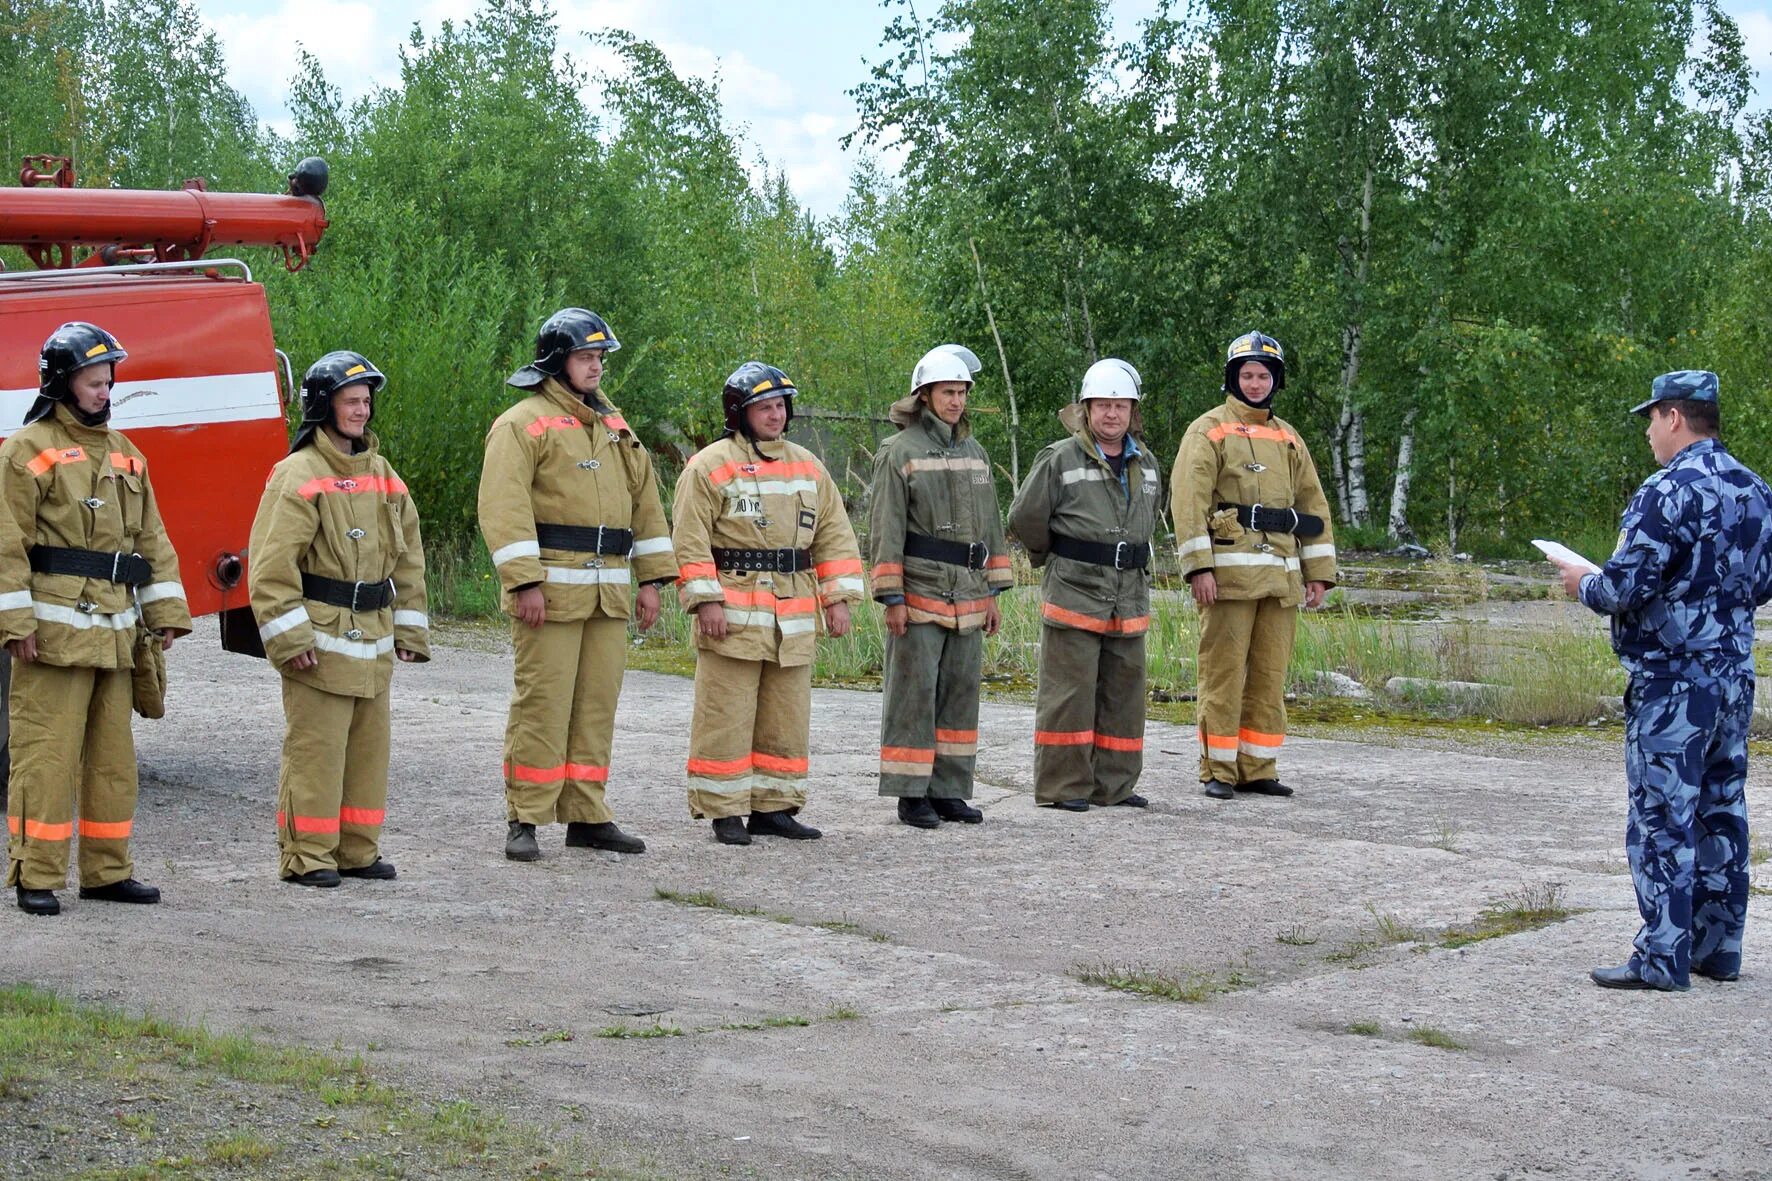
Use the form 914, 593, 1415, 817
1336, 167, 1375, 528
1387, 406, 1418, 541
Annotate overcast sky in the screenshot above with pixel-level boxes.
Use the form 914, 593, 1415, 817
194, 0, 1772, 217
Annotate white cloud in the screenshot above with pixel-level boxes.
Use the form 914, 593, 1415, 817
208, 1, 387, 132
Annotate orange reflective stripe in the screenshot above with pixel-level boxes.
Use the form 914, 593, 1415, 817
707, 459, 822, 486
934, 728, 977, 743
339, 807, 386, 826
603, 414, 630, 432
4, 815, 14, 836
525, 415, 581, 436
21, 818, 73, 841
27, 447, 84, 476
1199, 730, 1239, 754
677, 562, 718, 583
687, 754, 752, 777
1035, 729, 1095, 746
108, 451, 145, 475
905, 593, 995, 618
295, 474, 409, 500
722, 588, 816, 615
507, 762, 565, 785
871, 562, 904, 579
1206, 422, 1298, 446
753, 751, 809, 775
1237, 728, 1284, 745
563, 763, 610, 782
985, 555, 1012, 570
77, 818, 132, 839
1093, 733, 1144, 752
292, 814, 340, 834
1039, 602, 1148, 635
816, 558, 862, 578
879, 745, 935, 765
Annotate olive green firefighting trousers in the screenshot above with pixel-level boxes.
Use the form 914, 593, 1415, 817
504, 616, 628, 827
276, 678, 390, 878
685, 649, 810, 820
1032, 625, 1146, 805
1195, 596, 1297, 784
878, 622, 982, 799
5, 661, 138, 890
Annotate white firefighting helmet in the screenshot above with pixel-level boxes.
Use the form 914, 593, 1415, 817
1079, 358, 1141, 402
910, 344, 982, 393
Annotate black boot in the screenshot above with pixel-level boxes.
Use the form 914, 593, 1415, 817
339, 859, 397, 880
1236, 779, 1294, 797
711, 816, 752, 845
565, 821, 646, 854
78, 877, 160, 904
748, 809, 822, 840
283, 867, 342, 888
505, 821, 541, 862
1043, 798, 1089, 812
1202, 780, 1234, 800
1112, 793, 1149, 808
929, 797, 983, 824
897, 798, 942, 829
15, 886, 59, 916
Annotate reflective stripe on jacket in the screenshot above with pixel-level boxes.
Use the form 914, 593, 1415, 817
477, 377, 674, 622
0, 404, 191, 668
672, 435, 863, 667
249, 429, 430, 698
1170, 397, 1337, 604
1007, 403, 1159, 636
869, 402, 1011, 632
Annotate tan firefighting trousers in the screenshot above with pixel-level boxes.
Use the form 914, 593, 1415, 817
686, 649, 810, 819
5, 661, 137, 890
1196, 596, 1297, 783
879, 622, 982, 799
276, 678, 390, 878
1032, 625, 1146, 805
504, 616, 628, 827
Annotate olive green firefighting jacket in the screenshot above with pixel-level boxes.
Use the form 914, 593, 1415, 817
477, 377, 675, 621
868, 398, 1013, 632
248, 428, 430, 698
0, 404, 191, 668
1170, 396, 1337, 606
672, 434, 863, 667
1007, 403, 1160, 637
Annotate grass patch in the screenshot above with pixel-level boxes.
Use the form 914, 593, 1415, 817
203, 1131, 277, 1166
1073, 961, 1251, 1004
718, 1015, 811, 1032
824, 1005, 863, 1021
1345, 1020, 1383, 1037
1439, 883, 1577, 949
813, 916, 893, 943
1367, 905, 1425, 945
504, 1029, 574, 1047
652, 887, 788, 923
1275, 926, 1319, 947
1406, 1026, 1468, 1051
595, 1023, 684, 1039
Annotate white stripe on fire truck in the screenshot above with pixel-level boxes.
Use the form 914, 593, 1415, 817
0, 372, 281, 435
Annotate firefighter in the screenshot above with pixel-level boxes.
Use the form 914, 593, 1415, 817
673, 362, 864, 844
870, 345, 1013, 827
1, 322, 191, 916
1007, 358, 1159, 811
1171, 332, 1336, 800
249, 351, 429, 887
478, 308, 674, 862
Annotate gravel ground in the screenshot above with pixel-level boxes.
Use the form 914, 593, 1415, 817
4, 616, 1771, 1180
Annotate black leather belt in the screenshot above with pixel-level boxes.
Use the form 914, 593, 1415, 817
535, 523, 634, 554
904, 531, 989, 570
302, 572, 395, 611
1051, 533, 1149, 570
1218, 502, 1325, 538
29, 545, 152, 585
712, 547, 813, 573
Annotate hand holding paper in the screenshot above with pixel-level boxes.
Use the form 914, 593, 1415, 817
1532, 539, 1600, 574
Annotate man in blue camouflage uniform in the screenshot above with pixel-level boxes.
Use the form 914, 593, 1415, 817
1552, 370, 1772, 991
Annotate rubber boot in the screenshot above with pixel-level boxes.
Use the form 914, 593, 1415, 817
897, 798, 942, 829
505, 821, 541, 862
565, 821, 646, 854
929, 797, 983, 824
712, 816, 752, 846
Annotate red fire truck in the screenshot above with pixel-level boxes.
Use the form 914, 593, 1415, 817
0, 155, 331, 802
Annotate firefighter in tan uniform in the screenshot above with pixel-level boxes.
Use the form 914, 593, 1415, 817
2, 323, 191, 916
1171, 332, 1336, 800
249, 351, 430, 887
478, 309, 674, 862
674, 363, 864, 845
1008, 359, 1159, 811
870, 345, 1013, 828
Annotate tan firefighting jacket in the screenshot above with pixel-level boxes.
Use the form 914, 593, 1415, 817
869, 398, 1013, 632
248, 428, 430, 698
1170, 396, 1337, 606
477, 377, 675, 621
672, 434, 863, 667
1007, 403, 1160, 637
0, 404, 191, 667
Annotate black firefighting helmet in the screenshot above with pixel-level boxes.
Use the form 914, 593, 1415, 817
721, 362, 797, 437
1223, 331, 1286, 393
292, 350, 385, 452
27, 321, 127, 424
507, 308, 620, 389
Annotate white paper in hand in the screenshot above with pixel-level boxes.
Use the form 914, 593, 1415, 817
1531, 539, 1600, 573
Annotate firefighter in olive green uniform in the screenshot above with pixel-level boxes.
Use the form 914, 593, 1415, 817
1171, 333, 1336, 800
479, 309, 675, 862
673, 363, 864, 845
249, 351, 430, 887
870, 345, 1013, 828
1007, 359, 1159, 811
2, 323, 191, 916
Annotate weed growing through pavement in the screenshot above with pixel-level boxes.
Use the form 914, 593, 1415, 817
718, 1016, 812, 1031
1406, 1027, 1468, 1051
504, 1029, 575, 1047
1366, 905, 1424, 945
1345, 1021, 1383, 1037
1072, 962, 1252, 1004
653, 887, 790, 923
1439, 883, 1577, 949
1430, 816, 1463, 853
1276, 926, 1319, 946
825, 1006, 863, 1021
595, 1024, 684, 1039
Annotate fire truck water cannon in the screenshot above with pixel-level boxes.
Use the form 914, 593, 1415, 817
4, 156, 330, 273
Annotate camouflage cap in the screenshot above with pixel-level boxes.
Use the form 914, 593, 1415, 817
1631, 369, 1719, 415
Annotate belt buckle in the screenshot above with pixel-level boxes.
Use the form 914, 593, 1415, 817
1250, 502, 1263, 529
350, 581, 368, 612
111, 551, 126, 582
593, 525, 606, 554
783, 549, 799, 573
1113, 541, 1130, 570
968, 542, 986, 570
